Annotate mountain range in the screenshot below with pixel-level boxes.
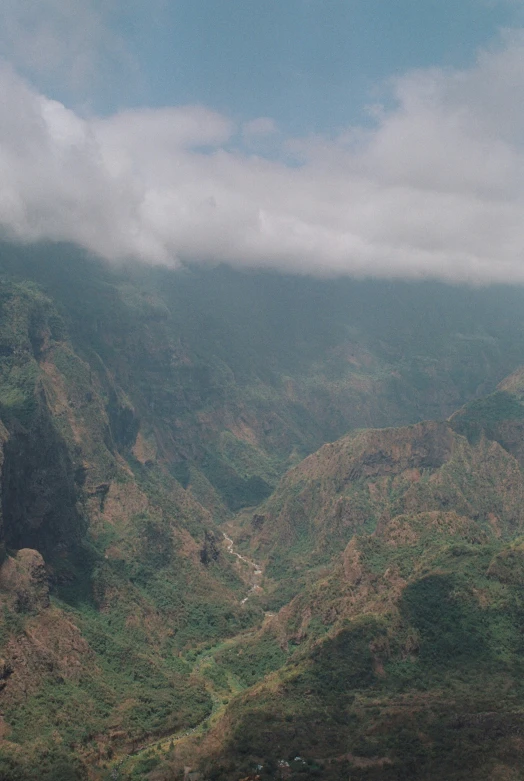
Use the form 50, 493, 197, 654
2, 242, 524, 779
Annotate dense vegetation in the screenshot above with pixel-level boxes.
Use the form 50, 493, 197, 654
3, 241, 524, 778
5, 241, 524, 513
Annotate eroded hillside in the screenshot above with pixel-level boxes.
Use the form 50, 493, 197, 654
240, 418, 523, 609
0, 277, 256, 780
158, 384, 524, 780
5, 242, 524, 515
3, 244, 524, 779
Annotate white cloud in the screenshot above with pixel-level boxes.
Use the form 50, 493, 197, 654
3, 31, 524, 282
0, 0, 137, 99
242, 118, 279, 139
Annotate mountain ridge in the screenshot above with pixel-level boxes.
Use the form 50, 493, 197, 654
2, 243, 524, 778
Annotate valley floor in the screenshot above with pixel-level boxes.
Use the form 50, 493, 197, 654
106, 531, 268, 780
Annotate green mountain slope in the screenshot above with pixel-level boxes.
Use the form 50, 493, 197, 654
3, 242, 524, 778
0, 276, 256, 780
242, 420, 523, 608
160, 382, 524, 780
5, 241, 524, 513
189, 525, 524, 781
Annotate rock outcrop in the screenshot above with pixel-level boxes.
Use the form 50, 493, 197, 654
0, 548, 49, 612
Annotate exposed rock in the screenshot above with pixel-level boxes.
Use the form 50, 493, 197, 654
200, 530, 220, 565
1, 396, 87, 554
0, 548, 49, 612
342, 538, 363, 585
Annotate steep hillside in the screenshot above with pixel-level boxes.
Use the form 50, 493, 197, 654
449, 368, 524, 463
4, 242, 524, 779
5, 241, 524, 514
0, 278, 256, 780
181, 517, 524, 781
155, 380, 524, 781
241, 419, 524, 608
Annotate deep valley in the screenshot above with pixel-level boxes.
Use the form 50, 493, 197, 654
2, 243, 524, 780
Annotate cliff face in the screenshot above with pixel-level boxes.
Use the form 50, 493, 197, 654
1, 400, 86, 554
0, 277, 256, 779
0, 284, 88, 558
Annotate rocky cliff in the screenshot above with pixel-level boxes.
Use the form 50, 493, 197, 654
0, 274, 255, 780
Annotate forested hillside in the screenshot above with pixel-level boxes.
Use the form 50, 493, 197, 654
2, 242, 524, 779
4, 241, 524, 515
162, 378, 524, 781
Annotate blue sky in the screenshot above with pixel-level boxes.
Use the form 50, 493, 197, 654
120, 0, 521, 131
3, 0, 524, 283
3, 0, 523, 131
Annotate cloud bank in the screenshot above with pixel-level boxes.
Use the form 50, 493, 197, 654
3, 32, 524, 283
0, 0, 137, 101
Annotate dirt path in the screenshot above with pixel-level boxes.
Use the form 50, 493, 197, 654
108, 540, 266, 776
222, 531, 263, 604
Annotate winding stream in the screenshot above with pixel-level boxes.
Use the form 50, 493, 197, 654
109, 536, 266, 776
222, 531, 263, 604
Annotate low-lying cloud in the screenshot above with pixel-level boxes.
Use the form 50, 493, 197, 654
0, 0, 139, 103
3, 31, 524, 283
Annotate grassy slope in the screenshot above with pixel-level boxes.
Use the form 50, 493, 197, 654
4, 243, 524, 777
157, 395, 524, 780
